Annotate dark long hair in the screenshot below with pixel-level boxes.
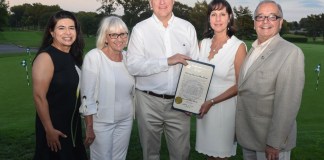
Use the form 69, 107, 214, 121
36, 10, 84, 67
203, 0, 236, 39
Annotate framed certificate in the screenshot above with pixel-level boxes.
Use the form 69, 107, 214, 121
173, 60, 214, 114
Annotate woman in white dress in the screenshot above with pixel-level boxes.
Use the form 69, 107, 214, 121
195, 0, 247, 159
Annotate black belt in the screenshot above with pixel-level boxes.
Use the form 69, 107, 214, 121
140, 90, 175, 99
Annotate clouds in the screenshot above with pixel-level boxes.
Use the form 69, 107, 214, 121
276, 0, 324, 21
9, 0, 324, 22
299, 0, 324, 8
179, 0, 324, 22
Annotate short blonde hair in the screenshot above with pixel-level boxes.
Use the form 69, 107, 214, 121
96, 16, 128, 49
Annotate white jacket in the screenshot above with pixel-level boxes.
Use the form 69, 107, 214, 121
80, 48, 135, 123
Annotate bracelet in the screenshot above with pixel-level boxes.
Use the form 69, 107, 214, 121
210, 99, 215, 104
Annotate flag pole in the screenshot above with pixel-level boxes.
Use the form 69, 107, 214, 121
316, 70, 320, 91
21, 59, 30, 86
26, 47, 32, 64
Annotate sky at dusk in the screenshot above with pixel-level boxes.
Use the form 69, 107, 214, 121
7, 0, 324, 22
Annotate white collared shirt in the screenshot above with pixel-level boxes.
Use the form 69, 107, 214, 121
126, 13, 199, 95
243, 34, 279, 78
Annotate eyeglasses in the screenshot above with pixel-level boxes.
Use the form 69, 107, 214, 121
255, 15, 281, 22
108, 33, 128, 39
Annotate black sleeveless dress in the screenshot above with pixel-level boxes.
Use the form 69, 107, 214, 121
33, 46, 87, 160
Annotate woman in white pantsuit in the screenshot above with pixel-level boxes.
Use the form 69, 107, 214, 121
80, 16, 135, 160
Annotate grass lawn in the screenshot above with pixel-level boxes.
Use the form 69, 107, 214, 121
0, 31, 324, 159
0, 31, 96, 52
0, 31, 43, 48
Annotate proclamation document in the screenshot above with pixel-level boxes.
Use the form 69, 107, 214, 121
173, 60, 214, 114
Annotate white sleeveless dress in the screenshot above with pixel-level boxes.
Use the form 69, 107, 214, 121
195, 36, 244, 158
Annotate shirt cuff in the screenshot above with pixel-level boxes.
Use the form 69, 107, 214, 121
159, 58, 169, 71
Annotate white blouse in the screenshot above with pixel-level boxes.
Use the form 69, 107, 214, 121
80, 48, 135, 123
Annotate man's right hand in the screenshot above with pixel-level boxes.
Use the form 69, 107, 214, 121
167, 53, 191, 66
265, 145, 279, 160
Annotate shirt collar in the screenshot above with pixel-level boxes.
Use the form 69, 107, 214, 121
252, 33, 279, 48
152, 13, 175, 27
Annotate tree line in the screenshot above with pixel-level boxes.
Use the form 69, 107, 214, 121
1, 0, 324, 41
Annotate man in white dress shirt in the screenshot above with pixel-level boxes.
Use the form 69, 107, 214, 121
126, 0, 199, 159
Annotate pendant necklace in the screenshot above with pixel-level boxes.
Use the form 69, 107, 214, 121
209, 36, 229, 60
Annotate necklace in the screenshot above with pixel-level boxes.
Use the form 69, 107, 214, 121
208, 36, 230, 59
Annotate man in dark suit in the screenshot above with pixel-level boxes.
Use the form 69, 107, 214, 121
235, 1, 305, 160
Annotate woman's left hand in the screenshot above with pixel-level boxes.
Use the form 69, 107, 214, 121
84, 125, 96, 147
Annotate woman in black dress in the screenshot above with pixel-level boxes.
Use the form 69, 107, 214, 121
32, 10, 87, 160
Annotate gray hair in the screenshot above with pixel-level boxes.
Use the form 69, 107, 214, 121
254, 0, 283, 18
96, 16, 128, 49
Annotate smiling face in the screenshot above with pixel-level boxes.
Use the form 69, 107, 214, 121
209, 6, 230, 35
254, 2, 283, 43
150, 0, 174, 22
105, 29, 128, 54
50, 18, 76, 52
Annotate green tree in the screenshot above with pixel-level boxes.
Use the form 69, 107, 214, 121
9, 3, 60, 29
0, 0, 9, 31
9, 5, 24, 27
280, 19, 289, 36
26, 3, 60, 30
188, 0, 208, 40
319, 13, 324, 41
76, 11, 101, 37
287, 21, 299, 30
233, 6, 254, 40
97, 0, 118, 15
299, 17, 307, 29
10, 4, 32, 28
173, 1, 192, 21
116, 0, 151, 30
302, 14, 321, 41
38, 5, 61, 28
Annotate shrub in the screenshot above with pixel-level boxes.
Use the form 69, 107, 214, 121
283, 37, 308, 43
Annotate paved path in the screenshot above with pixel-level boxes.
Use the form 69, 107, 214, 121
0, 44, 38, 54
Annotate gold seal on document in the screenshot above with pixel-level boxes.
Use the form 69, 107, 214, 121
175, 97, 183, 104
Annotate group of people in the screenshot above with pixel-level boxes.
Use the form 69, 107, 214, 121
32, 0, 305, 160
